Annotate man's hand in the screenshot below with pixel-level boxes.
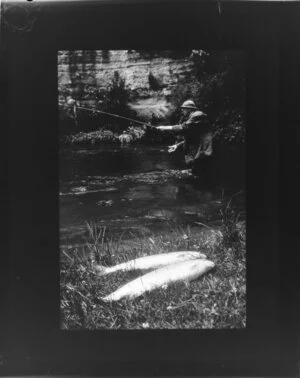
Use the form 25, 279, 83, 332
168, 141, 184, 154
67, 96, 76, 106
168, 144, 177, 153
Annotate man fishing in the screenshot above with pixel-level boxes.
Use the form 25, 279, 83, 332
66, 95, 213, 178
156, 100, 213, 177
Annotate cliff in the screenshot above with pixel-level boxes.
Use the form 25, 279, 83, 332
58, 50, 197, 121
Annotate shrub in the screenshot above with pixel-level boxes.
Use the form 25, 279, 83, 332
148, 72, 162, 91
170, 50, 246, 144
64, 130, 118, 145
95, 71, 136, 131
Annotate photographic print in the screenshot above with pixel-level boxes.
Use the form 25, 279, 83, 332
59, 49, 246, 330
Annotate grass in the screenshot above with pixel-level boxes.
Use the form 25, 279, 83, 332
60, 207, 246, 330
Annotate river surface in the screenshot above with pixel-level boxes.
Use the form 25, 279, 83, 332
59, 144, 245, 247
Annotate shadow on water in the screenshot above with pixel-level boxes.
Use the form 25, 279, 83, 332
59, 144, 245, 246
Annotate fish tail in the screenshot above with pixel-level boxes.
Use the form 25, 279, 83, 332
93, 263, 110, 276
99, 296, 110, 303
101, 295, 115, 302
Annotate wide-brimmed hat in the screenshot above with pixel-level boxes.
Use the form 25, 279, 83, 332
180, 100, 197, 109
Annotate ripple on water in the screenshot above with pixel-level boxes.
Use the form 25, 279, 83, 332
61, 170, 192, 197
96, 199, 114, 206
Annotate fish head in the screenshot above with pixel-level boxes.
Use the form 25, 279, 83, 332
190, 251, 207, 259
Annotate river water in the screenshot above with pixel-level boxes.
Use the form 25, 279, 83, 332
59, 144, 245, 247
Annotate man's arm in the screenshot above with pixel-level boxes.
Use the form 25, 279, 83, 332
156, 124, 185, 132
156, 126, 173, 131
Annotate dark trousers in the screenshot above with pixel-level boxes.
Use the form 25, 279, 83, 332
188, 156, 215, 188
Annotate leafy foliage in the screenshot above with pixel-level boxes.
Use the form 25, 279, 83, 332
119, 125, 146, 144
65, 130, 118, 145
60, 70, 137, 133
148, 72, 163, 91
99, 71, 131, 117
213, 110, 246, 144
170, 50, 246, 144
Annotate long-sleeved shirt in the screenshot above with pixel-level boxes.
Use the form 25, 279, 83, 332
168, 110, 213, 166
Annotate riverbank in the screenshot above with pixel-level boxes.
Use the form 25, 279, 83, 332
60, 124, 173, 146
60, 206, 246, 329
60, 123, 245, 147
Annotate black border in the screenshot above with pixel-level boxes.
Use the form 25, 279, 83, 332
4, 1, 298, 376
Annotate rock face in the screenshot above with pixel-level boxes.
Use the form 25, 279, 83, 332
58, 50, 197, 121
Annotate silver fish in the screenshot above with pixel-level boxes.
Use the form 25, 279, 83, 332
102, 259, 215, 302
94, 251, 207, 276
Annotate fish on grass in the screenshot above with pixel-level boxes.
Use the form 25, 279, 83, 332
93, 251, 207, 276
102, 259, 215, 302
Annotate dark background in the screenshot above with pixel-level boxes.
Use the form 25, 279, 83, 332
3, 0, 299, 376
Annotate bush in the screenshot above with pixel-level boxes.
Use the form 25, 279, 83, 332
94, 71, 137, 131
64, 130, 119, 145
148, 72, 162, 91
170, 50, 246, 144
119, 125, 146, 144
60, 70, 137, 134
214, 112, 245, 144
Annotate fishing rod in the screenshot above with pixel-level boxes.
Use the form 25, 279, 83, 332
67, 102, 219, 141
75, 105, 156, 129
